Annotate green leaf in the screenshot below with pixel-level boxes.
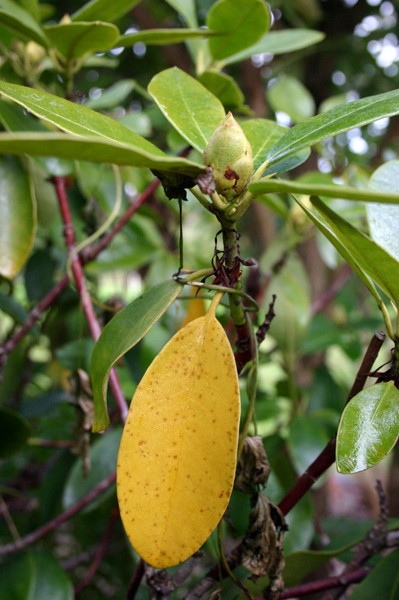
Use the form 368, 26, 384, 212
91, 280, 183, 432
222, 29, 325, 65
267, 89, 399, 167
163, 0, 197, 27
336, 382, 399, 474
0, 0, 49, 46
0, 81, 164, 157
32, 550, 73, 600
0, 552, 35, 600
0, 406, 31, 458
0, 132, 205, 175
310, 195, 399, 305
84, 79, 136, 111
118, 28, 216, 47
198, 71, 245, 109
248, 177, 399, 204
367, 160, 399, 261
241, 119, 310, 174
44, 21, 120, 59
0, 99, 73, 175
349, 549, 399, 600
71, 0, 141, 23
284, 542, 357, 587
267, 75, 315, 124
207, 0, 270, 60
288, 415, 329, 477
148, 67, 225, 153
63, 427, 122, 513
285, 193, 383, 309
0, 155, 36, 279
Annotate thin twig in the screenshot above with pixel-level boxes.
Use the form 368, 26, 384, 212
75, 507, 119, 595
125, 560, 145, 600
311, 264, 352, 315
273, 567, 370, 599
0, 472, 116, 557
53, 176, 128, 423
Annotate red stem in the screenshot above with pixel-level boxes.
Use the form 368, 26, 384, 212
125, 559, 145, 600
0, 472, 116, 557
53, 176, 128, 423
74, 507, 119, 595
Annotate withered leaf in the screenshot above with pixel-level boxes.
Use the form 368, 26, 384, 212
241, 493, 287, 595
235, 435, 270, 493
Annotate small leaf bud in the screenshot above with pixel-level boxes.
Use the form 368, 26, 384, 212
203, 112, 253, 202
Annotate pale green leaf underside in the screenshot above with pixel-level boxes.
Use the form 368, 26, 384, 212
0, 132, 205, 176
367, 160, 399, 261
117, 28, 217, 47
91, 280, 183, 432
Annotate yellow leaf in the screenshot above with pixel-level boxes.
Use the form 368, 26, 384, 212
180, 288, 207, 329
117, 292, 240, 568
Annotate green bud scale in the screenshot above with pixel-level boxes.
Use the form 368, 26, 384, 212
203, 112, 253, 202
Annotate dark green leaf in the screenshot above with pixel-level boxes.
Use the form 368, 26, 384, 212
0, 132, 205, 176
55, 339, 94, 373
288, 415, 329, 476
0, 155, 36, 279
31, 550, 73, 600
198, 71, 245, 109
0, 552, 35, 600
91, 280, 183, 432
71, 0, 141, 23
163, 0, 197, 27
267, 89, 399, 166
336, 382, 399, 474
63, 427, 122, 512
284, 541, 356, 587
25, 249, 57, 302
118, 28, 216, 47
207, 0, 270, 60
222, 29, 325, 65
367, 160, 399, 261
349, 549, 399, 600
148, 67, 225, 153
310, 195, 399, 305
241, 119, 310, 173
0, 0, 49, 46
0, 406, 31, 458
44, 21, 120, 59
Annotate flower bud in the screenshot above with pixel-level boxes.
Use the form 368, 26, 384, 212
203, 112, 253, 202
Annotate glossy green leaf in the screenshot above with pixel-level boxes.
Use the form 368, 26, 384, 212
367, 160, 399, 261
163, 0, 197, 27
241, 119, 310, 174
310, 195, 399, 305
118, 28, 216, 47
91, 280, 183, 432
198, 71, 245, 109
349, 549, 399, 600
0, 155, 36, 279
286, 193, 383, 308
0, 132, 205, 176
0, 406, 31, 458
0, 550, 73, 600
44, 21, 120, 59
0, 81, 164, 156
71, 0, 141, 22
148, 67, 225, 153
267, 89, 399, 166
207, 0, 270, 60
288, 415, 329, 477
0, 0, 48, 46
63, 427, 122, 512
248, 177, 399, 204
336, 382, 399, 474
222, 29, 325, 65
267, 75, 315, 124
0, 99, 73, 175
